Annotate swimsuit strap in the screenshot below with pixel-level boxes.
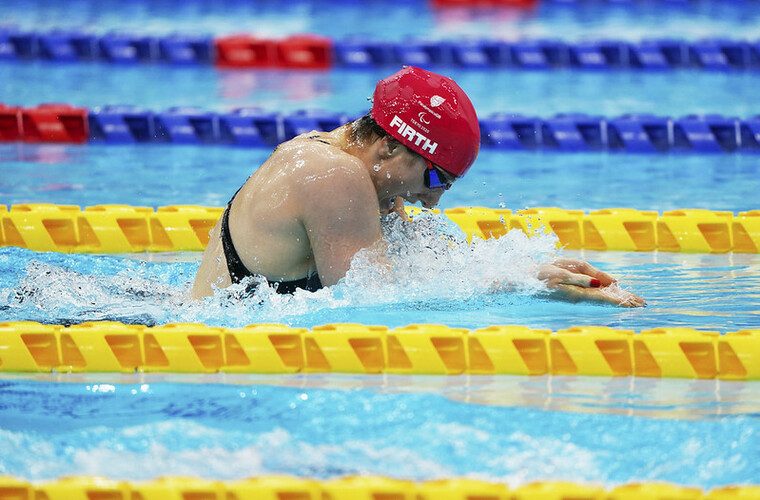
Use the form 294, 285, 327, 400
220, 201, 254, 284
307, 134, 331, 145
272, 273, 322, 294
220, 188, 323, 294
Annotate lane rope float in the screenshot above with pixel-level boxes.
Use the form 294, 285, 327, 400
1, 322, 758, 379
2, 204, 758, 254
2, 103, 759, 152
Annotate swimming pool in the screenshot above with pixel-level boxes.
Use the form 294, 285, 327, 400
2, 0, 760, 494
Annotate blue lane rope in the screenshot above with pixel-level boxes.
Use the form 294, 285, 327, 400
2, 27, 760, 70
3, 105, 759, 153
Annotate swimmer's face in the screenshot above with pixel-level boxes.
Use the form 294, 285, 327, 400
405, 153, 449, 209
422, 158, 455, 191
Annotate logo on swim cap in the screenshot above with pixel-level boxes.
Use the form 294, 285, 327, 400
371, 66, 480, 178
390, 115, 438, 154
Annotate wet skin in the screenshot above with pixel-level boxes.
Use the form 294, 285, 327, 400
191, 123, 644, 307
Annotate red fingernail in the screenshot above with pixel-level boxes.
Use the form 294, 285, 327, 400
590, 279, 601, 288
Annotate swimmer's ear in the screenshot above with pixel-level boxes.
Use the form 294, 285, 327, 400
379, 137, 404, 158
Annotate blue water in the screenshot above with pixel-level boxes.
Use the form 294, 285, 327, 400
2, 239, 759, 333
3, 0, 760, 490
2, 63, 759, 118
4, 145, 760, 212
5, 0, 760, 41
0, 375, 759, 485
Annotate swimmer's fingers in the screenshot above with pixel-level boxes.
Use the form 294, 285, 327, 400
551, 258, 617, 286
538, 264, 603, 288
391, 196, 410, 222
550, 284, 647, 308
621, 292, 647, 308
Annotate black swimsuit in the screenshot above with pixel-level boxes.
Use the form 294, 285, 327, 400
221, 200, 322, 294
220, 135, 328, 295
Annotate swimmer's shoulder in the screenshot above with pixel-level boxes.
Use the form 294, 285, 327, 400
275, 131, 367, 177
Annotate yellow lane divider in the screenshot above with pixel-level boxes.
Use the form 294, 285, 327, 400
0, 475, 757, 499
1, 322, 759, 379
1, 204, 759, 253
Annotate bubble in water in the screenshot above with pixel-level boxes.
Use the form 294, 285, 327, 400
341, 212, 558, 303
4, 257, 184, 326
0, 214, 564, 329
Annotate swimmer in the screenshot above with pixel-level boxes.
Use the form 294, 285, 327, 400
192, 66, 644, 308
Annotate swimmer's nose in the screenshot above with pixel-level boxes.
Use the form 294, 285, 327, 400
420, 190, 443, 209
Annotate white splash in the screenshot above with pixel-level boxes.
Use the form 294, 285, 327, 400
2, 212, 560, 327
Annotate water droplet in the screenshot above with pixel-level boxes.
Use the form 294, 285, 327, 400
373, 164, 382, 172
386, 172, 391, 178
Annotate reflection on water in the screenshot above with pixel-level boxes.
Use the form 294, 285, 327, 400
1, 373, 758, 484
6, 371, 760, 420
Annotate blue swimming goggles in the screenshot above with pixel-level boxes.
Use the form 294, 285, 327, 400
423, 158, 455, 191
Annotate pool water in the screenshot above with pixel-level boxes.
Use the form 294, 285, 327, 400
4, 145, 760, 212
2, 64, 759, 117
2, 237, 760, 333
2, 0, 760, 490
1, 374, 759, 486
5, 0, 760, 41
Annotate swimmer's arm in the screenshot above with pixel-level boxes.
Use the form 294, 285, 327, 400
300, 164, 384, 287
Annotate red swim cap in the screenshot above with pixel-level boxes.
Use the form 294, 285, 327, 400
371, 66, 480, 178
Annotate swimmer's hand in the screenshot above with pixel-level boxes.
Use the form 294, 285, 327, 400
380, 196, 410, 222
538, 258, 646, 308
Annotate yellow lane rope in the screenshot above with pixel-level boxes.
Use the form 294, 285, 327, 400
1, 204, 759, 253
1, 322, 758, 379
0, 475, 758, 499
